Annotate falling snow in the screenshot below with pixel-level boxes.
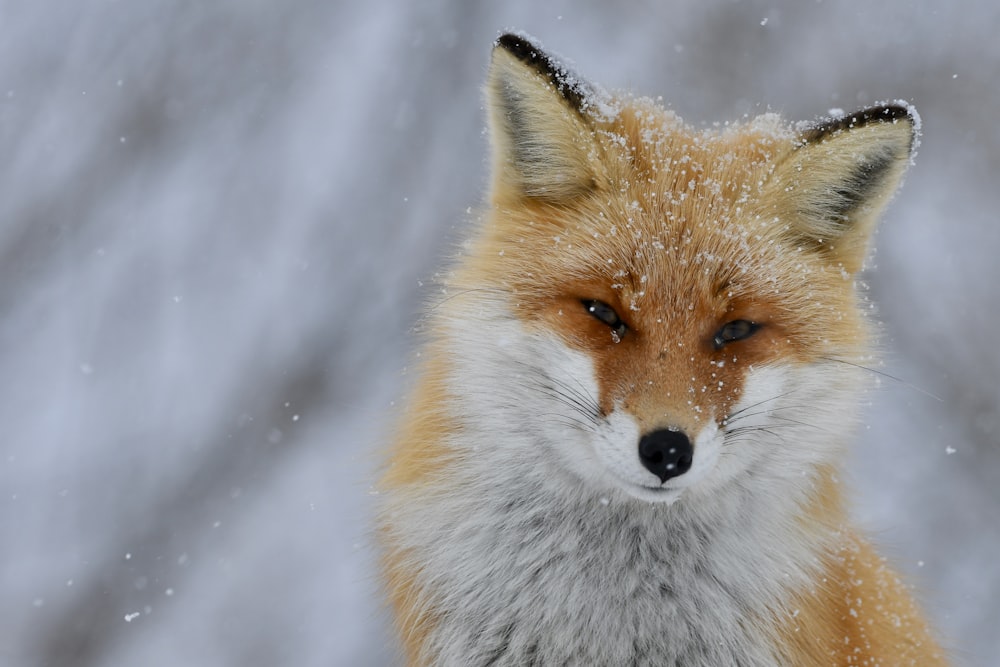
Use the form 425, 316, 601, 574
0, 2, 996, 666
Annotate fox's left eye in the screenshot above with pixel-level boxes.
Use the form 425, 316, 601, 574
713, 320, 760, 349
582, 300, 628, 343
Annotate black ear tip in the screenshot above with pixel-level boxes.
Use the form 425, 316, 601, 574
494, 32, 543, 63
864, 103, 917, 124
804, 101, 919, 145
490, 32, 591, 113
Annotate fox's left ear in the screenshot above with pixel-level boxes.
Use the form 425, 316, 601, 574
764, 105, 918, 273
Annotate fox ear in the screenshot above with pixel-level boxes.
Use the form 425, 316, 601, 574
765, 105, 917, 273
486, 34, 604, 203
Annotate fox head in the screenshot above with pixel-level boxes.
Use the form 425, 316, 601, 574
439, 34, 916, 505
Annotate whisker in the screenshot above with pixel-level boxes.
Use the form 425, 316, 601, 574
427, 286, 512, 312
536, 388, 600, 426
724, 390, 798, 422
535, 413, 596, 433
545, 377, 599, 417
725, 423, 798, 438
764, 413, 830, 432
509, 359, 603, 425
560, 372, 605, 414
532, 378, 600, 418
724, 405, 811, 426
724, 425, 790, 444
724, 407, 827, 434
819, 356, 943, 402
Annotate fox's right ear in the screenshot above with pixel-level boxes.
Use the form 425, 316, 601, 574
486, 34, 604, 203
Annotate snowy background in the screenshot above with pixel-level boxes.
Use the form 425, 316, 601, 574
1, 1, 997, 665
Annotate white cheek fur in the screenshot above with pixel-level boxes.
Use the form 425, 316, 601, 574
712, 362, 862, 492
444, 299, 859, 506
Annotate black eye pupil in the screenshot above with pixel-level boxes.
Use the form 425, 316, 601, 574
723, 321, 750, 339
585, 301, 615, 325
714, 320, 759, 348
582, 300, 627, 341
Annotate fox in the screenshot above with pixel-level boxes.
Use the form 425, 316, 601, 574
377, 33, 947, 666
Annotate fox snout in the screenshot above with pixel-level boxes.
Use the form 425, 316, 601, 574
638, 428, 694, 483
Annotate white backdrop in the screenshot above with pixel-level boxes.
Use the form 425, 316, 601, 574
1, 1, 997, 665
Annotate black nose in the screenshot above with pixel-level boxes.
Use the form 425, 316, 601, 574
638, 429, 693, 483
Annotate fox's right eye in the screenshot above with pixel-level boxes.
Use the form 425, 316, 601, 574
582, 300, 627, 343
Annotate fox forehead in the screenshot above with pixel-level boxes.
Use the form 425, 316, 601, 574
474, 104, 837, 322
480, 104, 802, 284
597, 101, 793, 208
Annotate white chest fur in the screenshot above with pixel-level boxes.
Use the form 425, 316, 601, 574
385, 442, 825, 666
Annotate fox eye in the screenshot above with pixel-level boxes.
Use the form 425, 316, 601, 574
713, 320, 760, 349
582, 300, 627, 343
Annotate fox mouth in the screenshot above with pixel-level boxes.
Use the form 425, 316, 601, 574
609, 475, 686, 504
630, 483, 685, 504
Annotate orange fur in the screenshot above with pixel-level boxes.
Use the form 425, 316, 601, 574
466, 99, 872, 432
378, 34, 946, 665
781, 481, 947, 664
379, 349, 457, 664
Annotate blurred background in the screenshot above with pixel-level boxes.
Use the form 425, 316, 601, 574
1, 1, 997, 665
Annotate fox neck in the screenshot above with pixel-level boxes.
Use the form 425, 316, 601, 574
386, 362, 847, 666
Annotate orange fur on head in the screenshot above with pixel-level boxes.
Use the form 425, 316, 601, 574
469, 58, 909, 433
